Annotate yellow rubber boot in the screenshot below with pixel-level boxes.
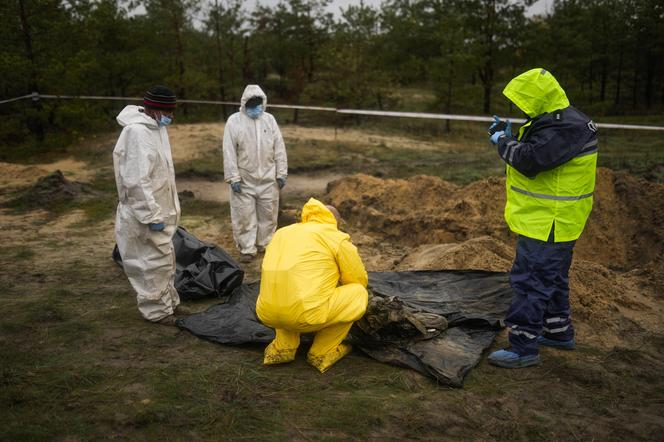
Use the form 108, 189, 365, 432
263, 329, 300, 365
307, 321, 354, 373
308, 343, 353, 373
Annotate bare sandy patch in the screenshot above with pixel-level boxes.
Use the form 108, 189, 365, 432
177, 173, 344, 203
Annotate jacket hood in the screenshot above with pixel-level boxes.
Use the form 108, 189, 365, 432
301, 198, 337, 227
116, 105, 159, 129
240, 85, 267, 113
503, 68, 570, 118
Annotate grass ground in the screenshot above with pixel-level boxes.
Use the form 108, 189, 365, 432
1, 120, 663, 440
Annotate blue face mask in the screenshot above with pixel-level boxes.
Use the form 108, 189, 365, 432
158, 114, 172, 127
246, 104, 263, 119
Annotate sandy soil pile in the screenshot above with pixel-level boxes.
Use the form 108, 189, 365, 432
328, 168, 663, 270
327, 168, 664, 345
328, 173, 511, 246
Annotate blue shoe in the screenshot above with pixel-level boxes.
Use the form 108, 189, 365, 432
538, 335, 575, 350
488, 349, 540, 369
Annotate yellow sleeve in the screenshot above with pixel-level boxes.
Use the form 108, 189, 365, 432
337, 239, 368, 287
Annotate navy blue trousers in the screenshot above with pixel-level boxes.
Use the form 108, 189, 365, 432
506, 233, 576, 355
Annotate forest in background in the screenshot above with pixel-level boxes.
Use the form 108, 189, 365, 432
1, 0, 663, 147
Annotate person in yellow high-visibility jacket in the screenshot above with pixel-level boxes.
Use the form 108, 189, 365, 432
487, 68, 598, 369
256, 198, 368, 373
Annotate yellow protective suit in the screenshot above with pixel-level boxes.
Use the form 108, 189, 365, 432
256, 198, 368, 373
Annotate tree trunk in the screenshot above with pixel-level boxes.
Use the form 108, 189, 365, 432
18, 0, 44, 140
213, 1, 227, 119
588, 62, 594, 104
445, 55, 454, 133
227, 36, 236, 95
632, 36, 640, 109
242, 36, 251, 83
614, 41, 623, 106
632, 64, 639, 109
479, 0, 495, 114
172, 6, 187, 116
644, 51, 655, 109
600, 58, 607, 102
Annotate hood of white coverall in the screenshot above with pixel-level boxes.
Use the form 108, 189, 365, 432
240, 84, 267, 112
116, 105, 160, 129
239, 85, 267, 114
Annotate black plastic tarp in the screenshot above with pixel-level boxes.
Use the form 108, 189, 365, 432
113, 227, 244, 300
351, 271, 512, 386
177, 270, 513, 387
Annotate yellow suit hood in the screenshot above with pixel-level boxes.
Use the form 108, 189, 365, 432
301, 197, 338, 227
256, 197, 367, 330
503, 68, 570, 118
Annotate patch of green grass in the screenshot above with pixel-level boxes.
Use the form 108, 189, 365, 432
180, 198, 229, 218
282, 133, 505, 184
176, 158, 225, 180
286, 139, 350, 173
76, 197, 116, 225
25, 301, 68, 324
5, 246, 36, 261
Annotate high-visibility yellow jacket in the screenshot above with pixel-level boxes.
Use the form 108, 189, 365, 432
256, 198, 368, 329
496, 68, 598, 242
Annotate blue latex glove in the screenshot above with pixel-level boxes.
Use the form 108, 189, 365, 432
488, 115, 501, 134
149, 222, 165, 231
277, 177, 286, 189
230, 182, 242, 193
490, 131, 505, 145
488, 115, 513, 138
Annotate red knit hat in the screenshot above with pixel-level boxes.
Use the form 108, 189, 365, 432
143, 85, 176, 110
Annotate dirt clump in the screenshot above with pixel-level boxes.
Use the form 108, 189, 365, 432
397, 236, 514, 272
327, 174, 509, 246
6, 170, 95, 210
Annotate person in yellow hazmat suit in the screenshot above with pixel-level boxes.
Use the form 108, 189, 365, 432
256, 198, 369, 373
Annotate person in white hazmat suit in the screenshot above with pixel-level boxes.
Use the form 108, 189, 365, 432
223, 85, 288, 262
113, 85, 185, 326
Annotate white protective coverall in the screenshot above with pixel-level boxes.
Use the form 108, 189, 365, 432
222, 85, 288, 255
113, 105, 181, 321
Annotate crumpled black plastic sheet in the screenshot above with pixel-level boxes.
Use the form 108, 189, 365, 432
112, 226, 244, 300
177, 270, 513, 387
178, 282, 274, 344
351, 271, 512, 387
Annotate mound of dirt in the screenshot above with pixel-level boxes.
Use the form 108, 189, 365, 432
327, 168, 664, 347
327, 174, 510, 246
7, 170, 94, 209
396, 236, 514, 272
577, 169, 664, 269
327, 168, 664, 271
